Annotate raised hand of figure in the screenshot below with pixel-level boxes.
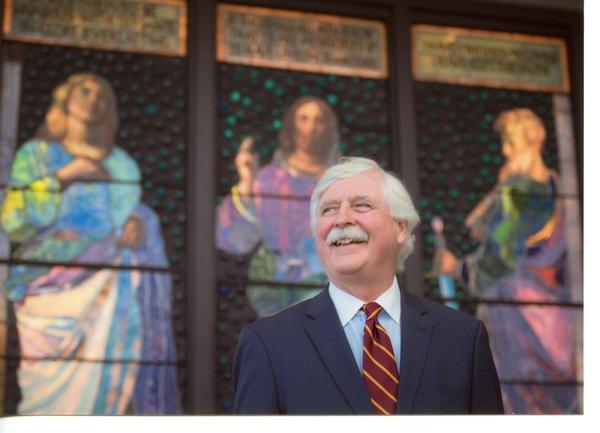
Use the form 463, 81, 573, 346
439, 249, 458, 276
117, 216, 145, 249
431, 216, 457, 275
56, 157, 110, 188
235, 137, 259, 196
466, 221, 488, 241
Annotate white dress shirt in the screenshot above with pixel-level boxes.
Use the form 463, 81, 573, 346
328, 278, 402, 373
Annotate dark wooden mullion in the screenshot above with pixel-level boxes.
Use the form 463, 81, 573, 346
187, 0, 218, 414
565, 14, 583, 223
388, 1, 424, 295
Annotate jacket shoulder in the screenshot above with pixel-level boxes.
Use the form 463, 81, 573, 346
405, 291, 481, 330
244, 294, 317, 340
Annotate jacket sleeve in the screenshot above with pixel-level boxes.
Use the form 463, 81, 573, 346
470, 320, 505, 414
232, 326, 280, 414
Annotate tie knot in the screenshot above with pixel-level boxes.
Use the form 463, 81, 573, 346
362, 302, 383, 320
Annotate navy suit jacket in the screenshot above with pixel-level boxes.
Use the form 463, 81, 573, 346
233, 286, 504, 414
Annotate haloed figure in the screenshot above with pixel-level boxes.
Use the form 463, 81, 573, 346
439, 108, 578, 413
216, 96, 340, 317
0, 73, 180, 414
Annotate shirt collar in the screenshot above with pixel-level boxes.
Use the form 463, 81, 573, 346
328, 278, 401, 326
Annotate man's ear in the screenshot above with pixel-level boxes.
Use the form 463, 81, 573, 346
396, 220, 408, 245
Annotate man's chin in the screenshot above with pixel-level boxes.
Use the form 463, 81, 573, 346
329, 259, 366, 276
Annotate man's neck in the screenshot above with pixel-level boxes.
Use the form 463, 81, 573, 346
329, 274, 396, 302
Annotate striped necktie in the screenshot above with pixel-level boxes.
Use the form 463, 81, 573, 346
362, 302, 399, 415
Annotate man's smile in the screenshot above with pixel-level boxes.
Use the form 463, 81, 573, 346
326, 226, 369, 247
330, 237, 367, 246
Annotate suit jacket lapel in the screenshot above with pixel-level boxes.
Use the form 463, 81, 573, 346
303, 287, 374, 414
396, 290, 433, 414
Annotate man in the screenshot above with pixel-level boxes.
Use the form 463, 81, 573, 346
232, 157, 503, 414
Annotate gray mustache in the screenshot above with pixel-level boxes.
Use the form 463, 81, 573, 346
326, 226, 369, 246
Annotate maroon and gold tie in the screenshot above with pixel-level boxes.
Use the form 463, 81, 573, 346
362, 302, 399, 415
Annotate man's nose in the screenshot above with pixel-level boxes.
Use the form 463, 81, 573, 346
334, 204, 355, 226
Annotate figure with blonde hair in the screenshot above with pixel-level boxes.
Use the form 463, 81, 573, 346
216, 96, 340, 317
439, 108, 578, 413
1, 73, 180, 414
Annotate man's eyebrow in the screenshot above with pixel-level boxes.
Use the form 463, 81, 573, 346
319, 199, 339, 208
350, 195, 373, 203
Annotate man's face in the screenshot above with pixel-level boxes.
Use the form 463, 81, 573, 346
293, 101, 327, 154
315, 169, 407, 286
67, 79, 109, 125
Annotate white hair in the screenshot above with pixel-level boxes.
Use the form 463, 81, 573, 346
310, 157, 420, 272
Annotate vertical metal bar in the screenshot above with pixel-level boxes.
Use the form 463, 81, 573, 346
0, 55, 22, 413
553, 94, 583, 411
0, 60, 20, 183
186, 0, 217, 414
389, 1, 424, 295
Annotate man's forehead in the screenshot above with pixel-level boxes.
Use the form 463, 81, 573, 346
318, 171, 383, 202
321, 192, 374, 202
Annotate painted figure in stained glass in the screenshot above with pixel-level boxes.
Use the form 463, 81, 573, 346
0, 73, 180, 414
440, 108, 577, 413
216, 96, 340, 317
